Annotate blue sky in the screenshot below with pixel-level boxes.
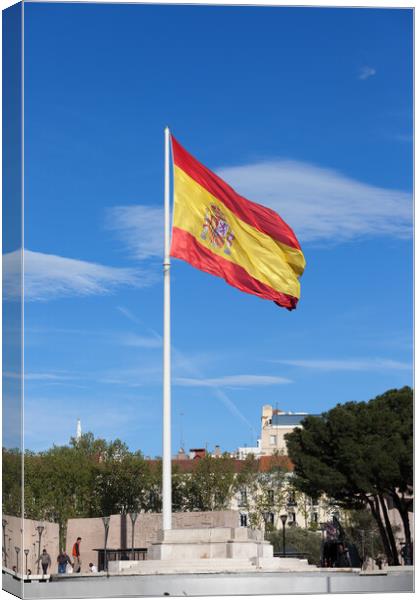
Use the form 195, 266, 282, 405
11, 2, 413, 454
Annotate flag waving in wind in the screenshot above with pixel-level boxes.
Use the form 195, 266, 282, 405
170, 136, 306, 310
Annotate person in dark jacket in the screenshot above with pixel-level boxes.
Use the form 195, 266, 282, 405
57, 549, 72, 574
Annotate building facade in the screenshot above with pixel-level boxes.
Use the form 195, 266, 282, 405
260, 404, 315, 456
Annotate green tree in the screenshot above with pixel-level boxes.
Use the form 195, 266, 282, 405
285, 387, 413, 566
236, 454, 288, 530
341, 508, 394, 567
183, 454, 236, 511
2, 448, 22, 517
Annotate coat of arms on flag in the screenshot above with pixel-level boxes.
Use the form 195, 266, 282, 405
201, 204, 235, 255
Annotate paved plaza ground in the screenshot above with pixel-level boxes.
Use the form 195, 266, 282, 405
3, 567, 414, 598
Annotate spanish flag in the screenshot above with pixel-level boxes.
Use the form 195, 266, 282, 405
170, 136, 306, 310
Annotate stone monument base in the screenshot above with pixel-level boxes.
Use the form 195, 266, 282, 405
109, 527, 317, 574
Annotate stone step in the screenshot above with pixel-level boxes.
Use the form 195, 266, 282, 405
109, 556, 319, 575
256, 557, 318, 572
111, 558, 259, 575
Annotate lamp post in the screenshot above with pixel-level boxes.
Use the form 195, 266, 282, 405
102, 516, 111, 572
14, 547, 20, 574
370, 531, 374, 570
280, 514, 288, 557
36, 525, 44, 574
360, 530, 366, 569
24, 549, 29, 576
129, 513, 138, 560
2, 519, 7, 567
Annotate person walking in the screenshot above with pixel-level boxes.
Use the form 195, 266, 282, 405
72, 537, 82, 573
57, 549, 72, 574
37, 549, 52, 575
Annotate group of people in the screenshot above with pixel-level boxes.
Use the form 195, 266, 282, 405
35, 537, 97, 575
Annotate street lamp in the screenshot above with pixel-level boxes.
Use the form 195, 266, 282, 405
280, 514, 288, 557
129, 513, 138, 560
2, 519, 7, 567
24, 549, 29, 576
14, 547, 20, 574
102, 516, 111, 572
36, 525, 44, 574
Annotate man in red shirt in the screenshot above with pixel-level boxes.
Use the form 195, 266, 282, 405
72, 537, 82, 573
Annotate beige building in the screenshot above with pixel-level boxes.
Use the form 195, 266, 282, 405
260, 405, 314, 456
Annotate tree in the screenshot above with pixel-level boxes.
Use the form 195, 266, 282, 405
92, 452, 152, 516
235, 453, 289, 530
183, 454, 236, 512
23, 443, 96, 546
285, 387, 413, 566
341, 508, 395, 567
2, 448, 22, 517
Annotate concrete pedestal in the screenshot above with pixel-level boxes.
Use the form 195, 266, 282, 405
109, 527, 318, 574
149, 527, 273, 561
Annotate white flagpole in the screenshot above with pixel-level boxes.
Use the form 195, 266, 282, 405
162, 126, 172, 530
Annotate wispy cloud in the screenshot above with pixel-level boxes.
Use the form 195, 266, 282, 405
119, 332, 162, 348
272, 358, 412, 372
4, 371, 75, 381
3, 249, 155, 301
105, 206, 163, 260
359, 66, 376, 80
116, 305, 142, 325
175, 374, 292, 387
217, 161, 412, 242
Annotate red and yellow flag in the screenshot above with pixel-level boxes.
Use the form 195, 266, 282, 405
170, 136, 306, 310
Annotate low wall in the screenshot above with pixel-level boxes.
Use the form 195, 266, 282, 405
2, 515, 59, 576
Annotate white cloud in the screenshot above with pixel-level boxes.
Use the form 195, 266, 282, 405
359, 66, 376, 80
273, 358, 412, 371
175, 374, 292, 387
216, 161, 412, 243
107, 162, 411, 252
4, 371, 74, 381
116, 305, 142, 324
3, 249, 154, 301
106, 206, 163, 260
119, 332, 162, 348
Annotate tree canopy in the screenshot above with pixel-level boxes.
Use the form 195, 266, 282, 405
285, 386, 413, 565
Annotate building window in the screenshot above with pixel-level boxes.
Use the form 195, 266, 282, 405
239, 489, 247, 506
287, 491, 297, 506
269, 435, 277, 445
288, 511, 296, 525
311, 512, 318, 524
267, 489, 274, 503
240, 513, 248, 527
268, 512, 275, 525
